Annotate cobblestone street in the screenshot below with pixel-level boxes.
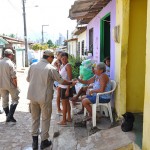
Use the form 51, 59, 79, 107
0, 70, 33, 150
0, 69, 139, 150
0, 69, 84, 150
0, 69, 81, 150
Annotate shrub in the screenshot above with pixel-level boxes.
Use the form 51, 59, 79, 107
68, 54, 83, 79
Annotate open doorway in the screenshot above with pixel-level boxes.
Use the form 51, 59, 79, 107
100, 13, 110, 61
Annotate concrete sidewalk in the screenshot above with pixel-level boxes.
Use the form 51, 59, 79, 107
0, 69, 140, 150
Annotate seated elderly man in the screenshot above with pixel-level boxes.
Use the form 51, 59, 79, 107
77, 62, 111, 121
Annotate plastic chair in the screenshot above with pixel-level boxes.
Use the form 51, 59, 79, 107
84, 80, 117, 127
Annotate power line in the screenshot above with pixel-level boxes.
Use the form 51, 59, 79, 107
7, 0, 22, 14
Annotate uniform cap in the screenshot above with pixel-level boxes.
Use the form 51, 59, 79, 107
4, 49, 14, 55
43, 49, 54, 57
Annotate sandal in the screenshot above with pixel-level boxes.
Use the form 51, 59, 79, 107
57, 121, 67, 126
66, 119, 72, 122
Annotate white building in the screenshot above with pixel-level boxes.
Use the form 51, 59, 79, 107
65, 37, 78, 57
73, 27, 87, 58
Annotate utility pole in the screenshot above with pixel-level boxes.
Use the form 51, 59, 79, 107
22, 0, 28, 67
42, 25, 49, 44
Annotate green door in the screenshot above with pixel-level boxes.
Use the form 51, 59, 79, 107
100, 13, 110, 62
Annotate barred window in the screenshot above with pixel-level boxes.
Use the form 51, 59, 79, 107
78, 42, 80, 53
81, 40, 84, 55
89, 28, 93, 53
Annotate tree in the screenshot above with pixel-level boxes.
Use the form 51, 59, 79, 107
63, 41, 67, 46
47, 39, 54, 48
41, 44, 49, 50
31, 43, 48, 51
31, 44, 41, 51
9, 34, 15, 38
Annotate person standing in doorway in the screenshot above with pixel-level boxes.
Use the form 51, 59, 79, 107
0, 49, 20, 122
27, 50, 76, 150
104, 56, 110, 77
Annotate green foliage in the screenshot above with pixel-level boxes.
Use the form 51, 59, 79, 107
51, 45, 58, 50
63, 41, 67, 46
68, 54, 83, 79
31, 44, 41, 51
0, 33, 16, 38
9, 34, 15, 38
47, 39, 54, 48
31, 44, 48, 51
41, 44, 49, 50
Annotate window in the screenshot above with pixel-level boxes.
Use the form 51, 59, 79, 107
89, 28, 93, 53
68, 44, 71, 54
78, 42, 80, 53
81, 40, 84, 55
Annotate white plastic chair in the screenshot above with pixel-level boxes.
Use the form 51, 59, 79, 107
84, 80, 117, 127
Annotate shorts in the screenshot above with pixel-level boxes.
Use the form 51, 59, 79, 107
86, 95, 110, 104
60, 88, 73, 99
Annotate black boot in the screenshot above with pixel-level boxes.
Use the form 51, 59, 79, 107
6, 104, 17, 122
3, 106, 9, 116
32, 136, 38, 150
40, 139, 52, 149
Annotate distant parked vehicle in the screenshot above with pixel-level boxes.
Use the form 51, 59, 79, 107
28, 50, 38, 65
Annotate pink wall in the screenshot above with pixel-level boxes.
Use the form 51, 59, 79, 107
86, 0, 116, 79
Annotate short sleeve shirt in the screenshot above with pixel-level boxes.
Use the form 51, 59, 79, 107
27, 59, 64, 102
0, 57, 17, 89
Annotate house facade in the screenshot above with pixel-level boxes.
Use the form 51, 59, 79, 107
115, 0, 149, 149
143, 1, 150, 148
66, 38, 78, 57
69, 0, 116, 107
69, 0, 116, 79
0, 36, 25, 68
69, 0, 150, 149
73, 27, 87, 58
86, 0, 116, 79
0, 37, 8, 59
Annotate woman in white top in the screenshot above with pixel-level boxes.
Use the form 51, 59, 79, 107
57, 52, 73, 125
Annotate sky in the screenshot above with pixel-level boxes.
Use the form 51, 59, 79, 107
0, 0, 76, 43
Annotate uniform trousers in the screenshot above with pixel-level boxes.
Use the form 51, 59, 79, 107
30, 99, 52, 141
0, 88, 20, 108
